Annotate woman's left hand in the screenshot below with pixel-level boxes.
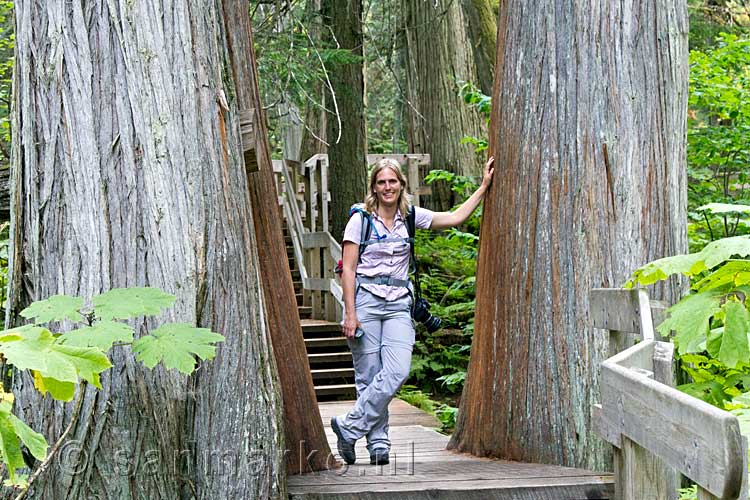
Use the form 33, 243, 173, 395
481, 156, 495, 189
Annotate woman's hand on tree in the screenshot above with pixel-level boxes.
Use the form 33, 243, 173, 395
481, 156, 495, 190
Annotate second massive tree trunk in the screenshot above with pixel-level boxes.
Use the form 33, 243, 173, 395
9, 1, 284, 497
402, 0, 492, 211
449, 0, 688, 470
223, 1, 332, 474
323, 0, 368, 238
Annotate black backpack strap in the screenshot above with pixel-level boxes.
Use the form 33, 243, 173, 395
406, 206, 422, 299
355, 209, 373, 264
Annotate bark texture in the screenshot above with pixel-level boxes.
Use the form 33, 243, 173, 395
448, 0, 688, 470
402, 0, 488, 211
223, 2, 333, 474
323, 0, 368, 238
9, 1, 284, 498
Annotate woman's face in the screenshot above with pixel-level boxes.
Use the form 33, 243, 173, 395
374, 167, 402, 208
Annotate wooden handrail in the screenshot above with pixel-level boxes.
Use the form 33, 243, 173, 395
591, 288, 748, 500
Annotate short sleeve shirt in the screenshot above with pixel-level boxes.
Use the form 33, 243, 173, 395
343, 206, 434, 301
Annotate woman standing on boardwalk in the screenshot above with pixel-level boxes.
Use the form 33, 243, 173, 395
332, 156, 494, 465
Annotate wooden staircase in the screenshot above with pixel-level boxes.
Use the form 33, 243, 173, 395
283, 220, 356, 400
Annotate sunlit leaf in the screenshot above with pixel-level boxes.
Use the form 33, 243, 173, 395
57, 321, 134, 351
20, 295, 83, 324
132, 324, 224, 374
93, 287, 176, 321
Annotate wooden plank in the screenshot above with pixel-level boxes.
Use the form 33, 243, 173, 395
592, 404, 620, 447
317, 155, 329, 233
407, 157, 420, 207
589, 288, 654, 338
304, 277, 331, 292
303, 231, 332, 249
697, 487, 719, 500
289, 475, 612, 499
319, 400, 440, 428
600, 340, 744, 499
619, 435, 680, 500
239, 108, 259, 173
365, 153, 431, 166
742, 436, 749, 500
308, 352, 352, 363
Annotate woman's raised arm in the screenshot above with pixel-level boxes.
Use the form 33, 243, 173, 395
430, 156, 495, 230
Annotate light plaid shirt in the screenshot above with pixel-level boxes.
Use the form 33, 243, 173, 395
343, 206, 434, 301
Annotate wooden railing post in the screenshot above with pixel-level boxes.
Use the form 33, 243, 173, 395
592, 288, 746, 500
407, 156, 420, 207
307, 160, 322, 318
590, 289, 680, 500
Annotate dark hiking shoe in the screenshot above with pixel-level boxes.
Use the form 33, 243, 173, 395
331, 417, 356, 465
370, 449, 389, 465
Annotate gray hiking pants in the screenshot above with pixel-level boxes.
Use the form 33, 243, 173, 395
337, 289, 415, 453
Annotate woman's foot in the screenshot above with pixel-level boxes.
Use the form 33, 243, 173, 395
331, 416, 356, 464
370, 449, 389, 465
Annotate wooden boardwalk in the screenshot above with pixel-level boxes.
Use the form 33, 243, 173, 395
288, 400, 614, 499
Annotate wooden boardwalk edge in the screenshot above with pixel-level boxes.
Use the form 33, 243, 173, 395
288, 400, 614, 499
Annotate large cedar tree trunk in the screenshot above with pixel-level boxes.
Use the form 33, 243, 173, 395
8, 1, 285, 497
402, 0, 489, 211
448, 0, 688, 470
323, 0, 368, 238
223, 2, 333, 474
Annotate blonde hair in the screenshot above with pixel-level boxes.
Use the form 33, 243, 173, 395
364, 158, 411, 216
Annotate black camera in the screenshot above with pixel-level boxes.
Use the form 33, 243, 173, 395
412, 298, 442, 333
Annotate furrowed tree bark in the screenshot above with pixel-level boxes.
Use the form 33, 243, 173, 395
401, 0, 489, 211
449, 0, 688, 470
222, 1, 333, 474
8, 1, 284, 498
322, 0, 368, 238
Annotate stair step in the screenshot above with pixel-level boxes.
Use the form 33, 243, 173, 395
298, 306, 312, 319
300, 320, 342, 336
310, 368, 355, 380
307, 352, 352, 364
305, 337, 348, 349
295, 293, 303, 306
314, 383, 356, 397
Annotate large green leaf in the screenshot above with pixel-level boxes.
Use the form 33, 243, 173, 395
627, 236, 750, 286
7, 414, 46, 462
657, 289, 725, 352
93, 287, 176, 321
33, 372, 75, 401
719, 301, 750, 368
0, 400, 48, 486
0, 402, 25, 484
698, 202, 750, 215
57, 321, 134, 351
692, 260, 750, 291
20, 295, 83, 324
0, 327, 112, 390
132, 324, 224, 374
